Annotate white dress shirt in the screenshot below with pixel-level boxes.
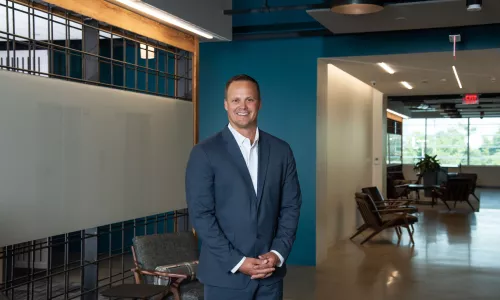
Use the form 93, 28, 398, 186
227, 124, 284, 273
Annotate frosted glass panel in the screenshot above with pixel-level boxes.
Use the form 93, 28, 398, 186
0, 70, 193, 247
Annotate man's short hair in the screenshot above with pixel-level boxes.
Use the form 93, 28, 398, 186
225, 74, 261, 100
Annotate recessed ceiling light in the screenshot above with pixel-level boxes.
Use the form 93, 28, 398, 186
112, 0, 214, 39
377, 62, 395, 74
395, 17, 406, 20
331, 0, 384, 15
452, 66, 463, 89
400, 81, 413, 89
440, 78, 447, 82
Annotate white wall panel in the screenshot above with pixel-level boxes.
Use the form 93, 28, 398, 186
0, 70, 193, 247
316, 62, 379, 263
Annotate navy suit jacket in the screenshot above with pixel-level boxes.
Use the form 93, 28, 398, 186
185, 126, 302, 289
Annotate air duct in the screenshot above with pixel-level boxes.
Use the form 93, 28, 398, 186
331, 0, 384, 15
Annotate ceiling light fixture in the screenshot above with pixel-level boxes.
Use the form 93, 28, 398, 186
377, 62, 395, 74
452, 66, 463, 89
400, 81, 413, 90
466, 0, 482, 12
111, 0, 214, 39
331, 0, 384, 15
387, 109, 409, 119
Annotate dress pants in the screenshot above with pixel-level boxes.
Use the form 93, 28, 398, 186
204, 279, 283, 300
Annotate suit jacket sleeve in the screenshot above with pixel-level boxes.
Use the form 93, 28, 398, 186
185, 145, 245, 272
270, 145, 302, 263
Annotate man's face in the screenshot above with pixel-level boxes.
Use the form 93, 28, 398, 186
224, 80, 261, 129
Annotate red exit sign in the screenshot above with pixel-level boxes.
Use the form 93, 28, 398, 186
463, 94, 479, 105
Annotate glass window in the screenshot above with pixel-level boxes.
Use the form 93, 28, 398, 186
426, 118, 468, 166
387, 133, 402, 165
402, 119, 426, 164
469, 118, 500, 166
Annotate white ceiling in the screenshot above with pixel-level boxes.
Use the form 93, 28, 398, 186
308, 0, 500, 34
324, 48, 500, 96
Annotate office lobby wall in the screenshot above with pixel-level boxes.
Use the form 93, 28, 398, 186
316, 63, 382, 263
49, 42, 184, 253
199, 23, 500, 266
0, 70, 193, 247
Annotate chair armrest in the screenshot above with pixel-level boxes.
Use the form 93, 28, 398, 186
131, 268, 188, 279
374, 208, 414, 214
394, 184, 409, 188
378, 208, 414, 213
385, 200, 411, 204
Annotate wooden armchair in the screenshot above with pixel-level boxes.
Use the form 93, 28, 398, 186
431, 177, 475, 212
131, 232, 203, 300
387, 176, 411, 199
455, 173, 480, 202
361, 186, 418, 213
351, 192, 418, 245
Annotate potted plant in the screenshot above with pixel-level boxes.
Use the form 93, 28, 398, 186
413, 154, 442, 191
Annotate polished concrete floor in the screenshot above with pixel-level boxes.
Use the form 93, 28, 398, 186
8, 190, 499, 299
283, 189, 500, 300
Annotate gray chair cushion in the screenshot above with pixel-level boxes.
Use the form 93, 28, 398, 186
164, 281, 204, 300
133, 232, 199, 284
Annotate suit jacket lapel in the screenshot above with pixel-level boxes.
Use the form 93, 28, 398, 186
221, 127, 257, 201
256, 133, 269, 210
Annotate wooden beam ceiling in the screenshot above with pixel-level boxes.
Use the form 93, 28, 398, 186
43, 0, 196, 53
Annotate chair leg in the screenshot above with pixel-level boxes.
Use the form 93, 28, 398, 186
441, 199, 451, 210
406, 225, 415, 245
410, 224, 414, 233
170, 287, 181, 300
395, 227, 402, 244
361, 230, 381, 245
465, 200, 476, 212
473, 193, 480, 202
350, 224, 368, 240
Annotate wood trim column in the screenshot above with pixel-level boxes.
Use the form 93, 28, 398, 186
193, 38, 199, 145
387, 111, 403, 123
43, 0, 196, 53
191, 38, 199, 238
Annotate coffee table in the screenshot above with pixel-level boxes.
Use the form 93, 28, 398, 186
406, 184, 441, 205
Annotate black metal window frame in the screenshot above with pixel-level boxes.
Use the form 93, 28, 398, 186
0, 210, 190, 299
1, 0, 194, 298
0, 0, 193, 101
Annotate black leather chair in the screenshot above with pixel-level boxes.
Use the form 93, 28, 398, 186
351, 192, 418, 245
131, 232, 204, 300
362, 186, 418, 214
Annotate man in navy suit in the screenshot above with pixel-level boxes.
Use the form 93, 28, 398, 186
185, 74, 302, 299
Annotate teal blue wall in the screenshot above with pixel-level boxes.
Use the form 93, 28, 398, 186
200, 37, 323, 266
199, 24, 500, 266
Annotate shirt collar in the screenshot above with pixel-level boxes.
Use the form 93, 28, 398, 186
228, 123, 259, 147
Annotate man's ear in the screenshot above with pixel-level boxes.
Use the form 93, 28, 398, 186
224, 99, 228, 111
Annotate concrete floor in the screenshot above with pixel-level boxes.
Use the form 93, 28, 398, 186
6, 189, 499, 299
283, 189, 500, 300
